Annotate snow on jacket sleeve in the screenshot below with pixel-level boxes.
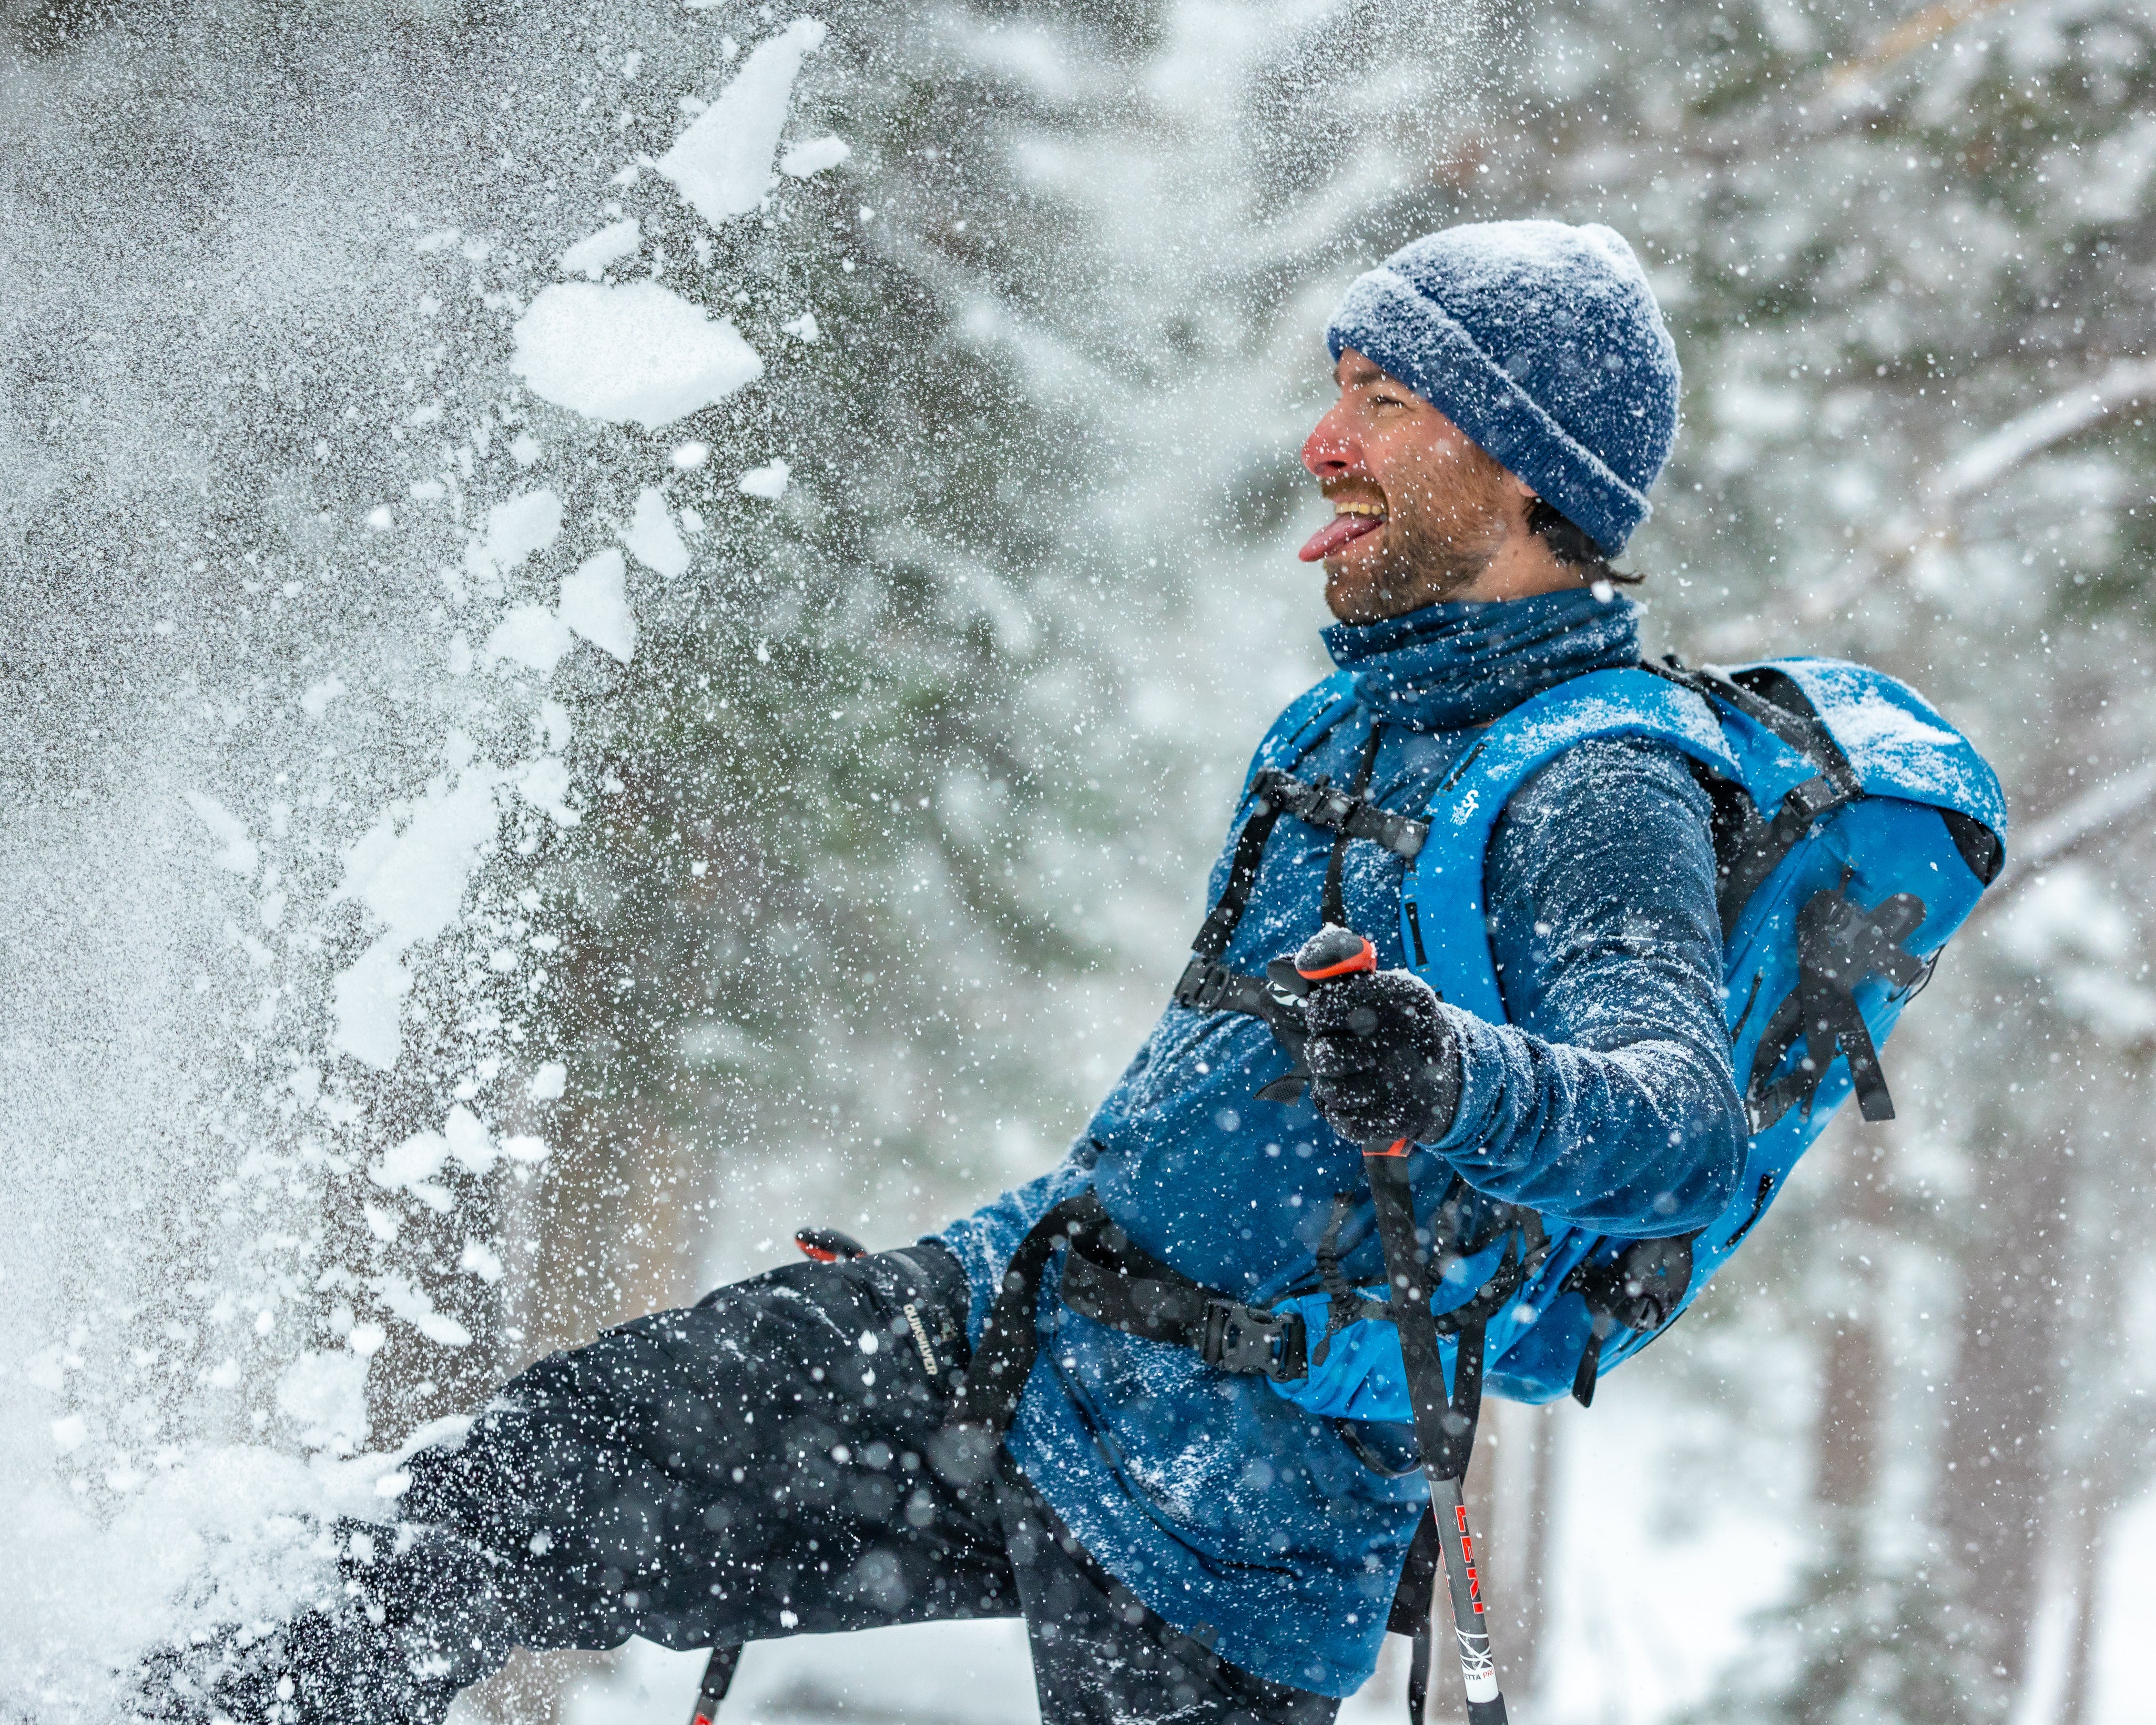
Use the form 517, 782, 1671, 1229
1428, 735, 1745, 1235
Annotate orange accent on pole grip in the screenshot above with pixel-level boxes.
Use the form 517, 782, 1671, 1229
1295, 936, 1378, 981
1362, 1138, 1411, 1159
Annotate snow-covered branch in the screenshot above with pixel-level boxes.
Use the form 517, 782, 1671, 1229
1798, 356, 2156, 621
1979, 755, 2156, 911
1828, 0, 2023, 93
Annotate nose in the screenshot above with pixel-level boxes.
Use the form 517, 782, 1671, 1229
1301, 397, 1360, 482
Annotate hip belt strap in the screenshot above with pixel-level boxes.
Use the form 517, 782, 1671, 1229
1059, 1206, 1309, 1383
945, 1191, 1312, 1439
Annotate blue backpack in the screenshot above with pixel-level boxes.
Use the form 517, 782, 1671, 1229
1272, 657, 2007, 1414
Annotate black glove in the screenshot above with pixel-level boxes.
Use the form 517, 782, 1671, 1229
1297, 937, 1461, 1146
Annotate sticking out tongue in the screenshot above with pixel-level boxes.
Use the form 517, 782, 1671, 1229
1298, 511, 1386, 563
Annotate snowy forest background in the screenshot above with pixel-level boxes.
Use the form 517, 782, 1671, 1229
3, 0, 2153, 1720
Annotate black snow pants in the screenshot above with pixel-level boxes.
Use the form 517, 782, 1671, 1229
188, 1245, 1339, 1725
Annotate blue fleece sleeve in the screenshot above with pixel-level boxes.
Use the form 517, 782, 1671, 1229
1428, 736, 1745, 1235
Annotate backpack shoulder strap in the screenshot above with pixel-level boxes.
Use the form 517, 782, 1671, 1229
1400, 667, 1743, 1020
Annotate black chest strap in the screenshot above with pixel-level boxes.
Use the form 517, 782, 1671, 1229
1188, 728, 1413, 968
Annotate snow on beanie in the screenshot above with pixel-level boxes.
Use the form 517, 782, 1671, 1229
1326, 220, 1681, 558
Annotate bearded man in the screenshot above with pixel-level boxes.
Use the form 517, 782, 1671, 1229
155, 220, 1742, 1725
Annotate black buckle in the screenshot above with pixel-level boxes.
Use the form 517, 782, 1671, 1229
1201, 1299, 1307, 1382
1172, 955, 1214, 1010
1174, 956, 1279, 1022
1250, 768, 1429, 860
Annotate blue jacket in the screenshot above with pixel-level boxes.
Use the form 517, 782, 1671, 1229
936, 589, 1746, 1697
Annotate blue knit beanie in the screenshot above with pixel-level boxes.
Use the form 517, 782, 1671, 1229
1326, 220, 1681, 557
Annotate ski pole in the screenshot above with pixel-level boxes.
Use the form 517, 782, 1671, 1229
1364, 1140, 1506, 1725
687, 1645, 740, 1725
1293, 928, 1509, 1725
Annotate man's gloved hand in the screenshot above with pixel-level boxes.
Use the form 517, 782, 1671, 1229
1295, 930, 1461, 1146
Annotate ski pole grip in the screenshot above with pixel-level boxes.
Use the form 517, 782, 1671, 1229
1293, 925, 1376, 983
795, 1227, 868, 1263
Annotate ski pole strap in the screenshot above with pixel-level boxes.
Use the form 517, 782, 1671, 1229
1389, 1508, 1443, 1725
1361, 1150, 1486, 1479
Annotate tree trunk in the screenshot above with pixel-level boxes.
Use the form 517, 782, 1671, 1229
2055, 1470, 2109, 1725
1506, 1398, 1559, 1699
1815, 1132, 1891, 1515
1931, 1112, 2067, 1705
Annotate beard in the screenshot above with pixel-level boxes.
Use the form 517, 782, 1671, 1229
1361, 446, 1516, 604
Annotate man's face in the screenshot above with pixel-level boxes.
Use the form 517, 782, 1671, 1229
1299, 349, 1528, 623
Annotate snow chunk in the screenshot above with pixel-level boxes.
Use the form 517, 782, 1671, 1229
337, 772, 502, 950
330, 762, 507, 1066
515, 755, 581, 827
370, 1129, 453, 1211
332, 935, 412, 1070
528, 1060, 568, 1101
509, 432, 543, 468
458, 1240, 505, 1284
617, 485, 691, 577
442, 1104, 499, 1174
502, 1134, 551, 1163
485, 603, 576, 674
560, 548, 637, 662
738, 458, 790, 499
655, 19, 828, 225
183, 791, 258, 876
464, 488, 564, 584
538, 698, 573, 752
558, 217, 641, 279
300, 674, 347, 718
780, 309, 820, 342
779, 135, 850, 179
512, 281, 764, 429
275, 1351, 369, 1450
373, 1274, 472, 1348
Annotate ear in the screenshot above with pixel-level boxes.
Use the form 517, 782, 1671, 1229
1508, 474, 1538, 502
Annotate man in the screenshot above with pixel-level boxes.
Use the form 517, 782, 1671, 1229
156, 220, 1743, 1725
